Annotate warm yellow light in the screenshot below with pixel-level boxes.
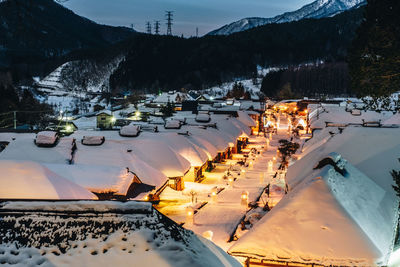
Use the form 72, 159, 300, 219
65, 125, 72, 132
241, 194, 248, 200
144, 195, 149, 201
211, 192, 216, 196
187, 210, 193, 216
111, 116, 116, 123
135, 111, 141, 117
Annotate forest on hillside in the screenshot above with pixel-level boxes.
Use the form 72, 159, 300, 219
109, 7, 364, 93
261, 62, 350, 98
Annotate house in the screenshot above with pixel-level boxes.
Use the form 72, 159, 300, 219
96, 110, 115, 129
153, 91, 194, 105
0, 201, 241, 267
229, 127, 400, 266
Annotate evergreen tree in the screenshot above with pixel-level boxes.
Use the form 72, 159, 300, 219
392, 159, 400, 198
349, 0, 400, 109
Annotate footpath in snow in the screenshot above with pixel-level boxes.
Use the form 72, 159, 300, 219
158, 114, 297, 251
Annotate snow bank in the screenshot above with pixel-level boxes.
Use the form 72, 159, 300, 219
120, 125, 141, 137
35, 131, 58, 145
165, 120, 181, 129
196, 113, 211, 123
81, 136, 105, 146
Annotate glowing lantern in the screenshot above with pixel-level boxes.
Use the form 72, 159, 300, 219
241, 191, 249, 207
228, 176, 234, 188
249, 160, 253, 170
268, 160, 273, 173
259, 172, 265, 184
186, 206, 195, 225
211, 187, 218, 203
273, 157, 277, 164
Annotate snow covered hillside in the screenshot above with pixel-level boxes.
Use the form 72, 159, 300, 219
208, 0, 366, 35
34, 56, 123, 112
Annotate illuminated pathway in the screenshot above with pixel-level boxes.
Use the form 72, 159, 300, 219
157, 112, 299, 251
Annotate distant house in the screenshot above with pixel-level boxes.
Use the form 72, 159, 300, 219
153, 91, 194, 105
96, 110, 114, 129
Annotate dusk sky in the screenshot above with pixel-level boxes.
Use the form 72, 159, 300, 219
63, 0, 312, 36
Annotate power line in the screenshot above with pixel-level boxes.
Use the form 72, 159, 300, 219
165, 11, 174, 35
154, 20, 161, 35
146, 21, 152, 34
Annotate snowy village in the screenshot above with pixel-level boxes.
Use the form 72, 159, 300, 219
0, 0, 399, 266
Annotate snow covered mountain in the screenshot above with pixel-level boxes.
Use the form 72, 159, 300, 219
208, 0, 366, 35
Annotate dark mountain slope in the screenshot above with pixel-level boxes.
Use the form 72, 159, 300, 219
0, 0, 134, 73
110, 7, 364, 92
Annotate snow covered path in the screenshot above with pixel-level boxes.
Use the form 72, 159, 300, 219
157, 113, 298, 251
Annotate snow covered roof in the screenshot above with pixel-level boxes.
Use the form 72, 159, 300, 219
47, 139, 167, 196
164, 119, 182, 129
195, 113, 211, 123
237, 111, 257, 127
229, 164, 382, 266
127, 135, 191, 178
383, 112, 400, 125
35, 131, 58, 145
0, 134, 74, 164
0, 161, 95, 200
277, 127, 400, 265
96, 110, 113, 116
0, 201, 241, 267
159, 132, 209, 167
120, 125, 141, 137
153, 92, 193, 103
309, 105, 392, 129
81, 136, 105, 146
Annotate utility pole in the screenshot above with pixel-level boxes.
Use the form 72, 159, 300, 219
196, 27, 199, 38
154, 20, 160, 35
165, 11, 173, 35
146, 21, 152, 34
13, 111, 16, 129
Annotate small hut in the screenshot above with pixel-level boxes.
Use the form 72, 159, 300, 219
96, 110, 114, 129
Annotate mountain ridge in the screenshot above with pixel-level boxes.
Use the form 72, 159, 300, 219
208, 0, 366, 35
